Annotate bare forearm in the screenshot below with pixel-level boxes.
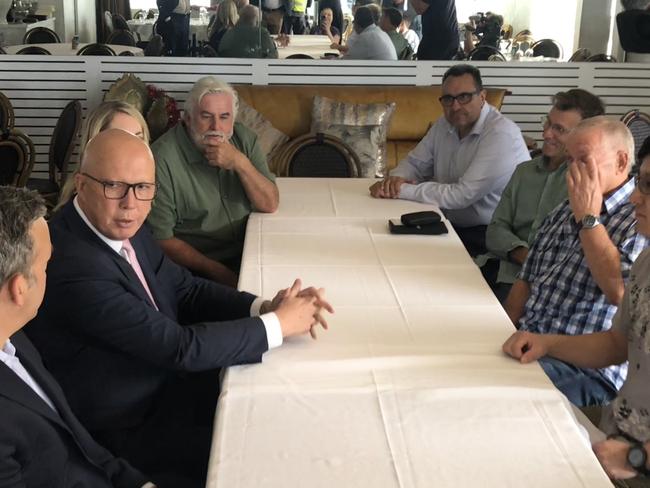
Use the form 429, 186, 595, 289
504, 279, 530, 326
236, 157, 279, 213
546, 329, 628, 369
580, 226, 625, 305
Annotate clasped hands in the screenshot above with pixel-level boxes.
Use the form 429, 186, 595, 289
567, 154, 603, 223
369, 176, 414, 199
262, 279, 334, 339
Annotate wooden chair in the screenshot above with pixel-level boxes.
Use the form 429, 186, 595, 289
144, 34, 165, 56
274, 133, 361, 177
0, 129, 36, 187
15, 46, 51, 55
77, 43, 116, 56
0, 91, 15, 131
468, 45, 506, 61
622, 109, 650, 171
531, 39, 563, 59
568, 48, 591, 62
23, 26, 61, 44
107, 29, 137, 47
26, 100, 82, 203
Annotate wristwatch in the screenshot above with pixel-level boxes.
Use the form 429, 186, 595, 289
627, 442, 650, 476
575, 214, 601, 231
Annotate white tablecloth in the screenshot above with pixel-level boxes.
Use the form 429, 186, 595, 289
277, 34, 338, 59
5, 42, 144, 56
127, 18, 210, 42
206, 178, 612, 488
0, 18, 56, 47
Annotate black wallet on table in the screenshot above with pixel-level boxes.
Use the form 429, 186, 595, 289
388, 211, 448, 235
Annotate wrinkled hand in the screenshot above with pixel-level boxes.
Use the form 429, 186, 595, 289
593, 439, 638, 480
369, 176, 412, 199
274, 279, 334, 339
567, 154, 603, 223
204, 138, 244, 171
501, 330, 549, 363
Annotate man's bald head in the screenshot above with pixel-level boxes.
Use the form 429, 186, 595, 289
75, 129, 156, 241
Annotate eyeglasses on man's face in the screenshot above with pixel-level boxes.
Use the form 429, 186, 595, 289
438, 91, 480, 107
541, 115, 570, 136
81, 172, 157, 201
635, 174, 650, 196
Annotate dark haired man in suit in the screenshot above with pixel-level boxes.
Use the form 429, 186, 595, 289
0, 185, 155, 488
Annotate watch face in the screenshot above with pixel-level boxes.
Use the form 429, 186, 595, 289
628, 446, 647, 468
582, 215, 599, 228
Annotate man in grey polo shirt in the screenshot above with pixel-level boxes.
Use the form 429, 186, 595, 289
149, 76, 278, 287
369, 64, 529, 256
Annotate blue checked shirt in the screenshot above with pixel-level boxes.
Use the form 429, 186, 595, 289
518, 178, 649, 389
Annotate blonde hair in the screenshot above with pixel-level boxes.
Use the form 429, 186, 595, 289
184, 76, 239, 122
55, 101, 150, 211
212, 0, 239, 35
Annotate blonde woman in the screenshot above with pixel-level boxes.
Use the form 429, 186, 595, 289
208, 0, 239, 51
55, 101, 149, 212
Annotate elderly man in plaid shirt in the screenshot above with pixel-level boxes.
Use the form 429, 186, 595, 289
502, 116, 649, 407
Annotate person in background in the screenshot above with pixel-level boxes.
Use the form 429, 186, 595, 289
149, 76, 277, 287
409, 0, 459, 60
340, 5, 396, 60
0, 186, 158, 488
380, 7, 413, 59
250, 0, 285, 33
317, 0, 343, 38
26, 129, 333, 485
156, 0, 191, 56
310, 7, 341, 44
478, 89, 605, 302
503, 136, 650, 483
502, 117, 649, 408
382, 0, 421, 38
282, 0, 309, 34
55, 101, 150, 213
208, 0, 239, 52
399, 11, 419, 52
218, 5, 279, 58
370, 64, 529, 256
234, 0, 249, 11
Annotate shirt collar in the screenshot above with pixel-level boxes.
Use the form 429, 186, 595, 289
534, 155, 567, 173
73, 196, 123, 254
0, 339, 16, 365
445, 102, 490, 137
603, 177, 635, 215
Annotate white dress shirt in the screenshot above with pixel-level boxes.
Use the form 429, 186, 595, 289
173, 0, 191, 14
72, 197, 283, 348
391, 103, 530, 227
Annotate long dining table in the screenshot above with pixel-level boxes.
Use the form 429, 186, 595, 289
206, 177, 613, 487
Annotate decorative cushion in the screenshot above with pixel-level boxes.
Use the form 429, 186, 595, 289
237, 99, 290, 158
310, 95, 396, 178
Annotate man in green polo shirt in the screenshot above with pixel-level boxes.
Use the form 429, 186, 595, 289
380, 7, 413, 60
478, 89, 605, 301
149, 76, 279, 287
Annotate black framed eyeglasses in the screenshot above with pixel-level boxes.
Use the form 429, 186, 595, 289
438, 91, 480, 107
635, 174, 650, 195
81, 172, 157, 201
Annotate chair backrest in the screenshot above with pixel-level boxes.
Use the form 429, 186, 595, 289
622, 109, 650, 168
286, 53, 314, 59
279, 133, 361, 177
531, 38, 563, 59
23, 26, 61, 44
107, 29, 137, 46
119, 50, 135, 56
568, 47, 591, 62
104, 11, 114, 34
0, 129, 35, 187
15, 46, 51, 55
0, 91, 15, 131
112, 13, 130, 31
144, 34, 165, 56
468, 45, 505, 61
49, 100, 82, 186
77, 43, 117, 56
586, 53, 617, 62
617, 10, 650, 54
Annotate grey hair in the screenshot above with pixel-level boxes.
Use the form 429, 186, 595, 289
0, 186, 46, 286
573, 116, 636, 172
184, 76, 239, 122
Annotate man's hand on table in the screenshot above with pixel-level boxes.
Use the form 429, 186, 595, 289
593, 438, 638, 480
502, 330, 553, 363
264, 279, 334, 339
369, 176, 413, 199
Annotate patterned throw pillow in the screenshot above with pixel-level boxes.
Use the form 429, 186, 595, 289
310, 96, 396, 178
237, 99, 289, 159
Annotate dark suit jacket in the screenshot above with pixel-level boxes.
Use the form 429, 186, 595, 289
156, 0, 179, 20
26, 201, 268, 433
0, 331, 148, 488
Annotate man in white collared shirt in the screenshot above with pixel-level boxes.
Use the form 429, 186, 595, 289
0, 185, 157, 488
344, 5, 397, 60
26, 129, 333, 484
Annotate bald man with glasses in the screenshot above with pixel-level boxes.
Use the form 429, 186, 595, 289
478, 89, 605, 301
370, 63, 529, 256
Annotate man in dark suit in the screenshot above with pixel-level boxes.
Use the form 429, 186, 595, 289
26, 129, 332, 485
0, 186, 154, 488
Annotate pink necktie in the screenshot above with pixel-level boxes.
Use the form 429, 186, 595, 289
121, 239, 158, 310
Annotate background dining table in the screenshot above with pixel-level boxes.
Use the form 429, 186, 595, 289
5, 42, 144, 56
